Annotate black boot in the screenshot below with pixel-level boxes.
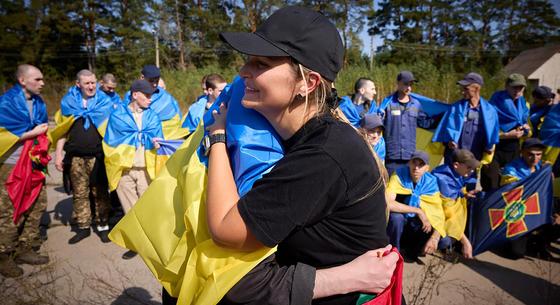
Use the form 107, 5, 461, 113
98, 230, 111, 243
68, 228, 91, 244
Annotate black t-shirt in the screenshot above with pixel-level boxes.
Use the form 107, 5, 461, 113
237, 114, 388, 304
64, 117, 103, 156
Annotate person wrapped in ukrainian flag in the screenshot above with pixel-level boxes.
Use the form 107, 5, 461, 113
103, 80, 163, 221
386, 150, 446, 258
50, 69, 114, 244
122, 65, 188, 140
540, 103, 560, 198
431, 149, 481, 259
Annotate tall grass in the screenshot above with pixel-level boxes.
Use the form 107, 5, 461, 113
29, 61, 508, 117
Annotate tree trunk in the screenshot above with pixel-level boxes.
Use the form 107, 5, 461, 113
175, 0, 186, 71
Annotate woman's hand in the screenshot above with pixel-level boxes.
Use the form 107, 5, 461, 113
340, 245, 398, 294
207, 102, 228, 136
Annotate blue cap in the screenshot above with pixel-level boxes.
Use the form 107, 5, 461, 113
130, 80, 156, 94
361, 113, 384, 130
141, 65, 160, 78
397, 71, 416, 83
457, 72, 484, 86
410, 150, 430, 165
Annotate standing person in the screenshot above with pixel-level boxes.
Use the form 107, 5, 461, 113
103, 80, 163, 259
338, 77, 377, 127
0, 65, 49, 278
360, 113, 386, 162
201, 6, 398, 304
99, 73, 121, 106
53, 70, 113, 244
123, 65, 186, 140
378, 71, 434, 175
483, 73, 530, 190
529, 86, 555, 138
431, 72, 499, 187
430, 149, 481, 259
182, 74, 227, 134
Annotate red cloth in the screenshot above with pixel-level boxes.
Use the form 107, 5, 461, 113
6, 133, 50, 223
364, 248, 404, 305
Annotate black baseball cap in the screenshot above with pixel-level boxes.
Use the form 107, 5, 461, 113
532, 86, 555, 100
451, 149, 480, 169
141, 65, 160, 78
219, 6, 344, 82
397, 71, 416, 83
130, 80, 156, 95
361, 113, 384, 130
522, 138, 546, 150
411, 150, 430, 165
457, 72, 484, 86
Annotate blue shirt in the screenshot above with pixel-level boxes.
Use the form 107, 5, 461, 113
382, 94, 433, 160
458, 104, 486, 160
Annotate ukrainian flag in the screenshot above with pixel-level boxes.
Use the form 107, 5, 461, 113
123, 86, 188, 140
540, 104, 560, 197
109, 76, 284, 304
338, 96, 362, 128
0, 85, 48, 158
432, 164, 468, 240
431, 98, 500, 165
48, 86, 113, 145
386, 167, 446, 237
102, 103, 163, 191
182, 95, 209, 134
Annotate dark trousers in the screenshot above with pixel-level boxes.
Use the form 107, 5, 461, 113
480, 141, 520, 191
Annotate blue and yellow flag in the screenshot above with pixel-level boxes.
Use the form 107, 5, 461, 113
539, 104, 560, 197
431, 98, 499, 165
488, 90, 529, 133
102, 103, 163, 191
470, 165, 553, 256
109, 76, 283, 304
431, 164, 468, 240
386, 167, 446, 237
48, 86, 113, 145
0, 85, 48, 158
123, 87, 188, 140
500, 157, 542, 186
338, 96, 363, 128
182, 95, 208, 133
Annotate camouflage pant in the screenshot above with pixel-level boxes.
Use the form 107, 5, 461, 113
70, 156, 110, 229
0, 163, 47, 254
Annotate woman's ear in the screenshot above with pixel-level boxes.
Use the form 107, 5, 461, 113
297, 71, 322, 96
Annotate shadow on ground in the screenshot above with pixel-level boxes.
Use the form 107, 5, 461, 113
111, 287, 161, 305
463, 258, 560, 305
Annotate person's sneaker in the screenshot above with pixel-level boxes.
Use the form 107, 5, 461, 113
98, 230, 111, 243
14, 250, 49, 265
122, 250, 137, 260
68, 228, 91, 244
0, 254, 23, 278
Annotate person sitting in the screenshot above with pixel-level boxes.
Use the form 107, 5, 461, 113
386, 150, 446, 259
430, 149, 481, 259
359, 113, 385, 162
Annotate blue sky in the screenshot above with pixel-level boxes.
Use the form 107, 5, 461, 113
359, 0, 560, 56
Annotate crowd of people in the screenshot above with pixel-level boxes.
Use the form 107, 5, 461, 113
0, 5, 559, 305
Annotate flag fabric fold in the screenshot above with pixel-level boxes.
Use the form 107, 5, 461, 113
0, 85, 48, 158
338, 96, 363, 128
387, 167, 446, 237
470, 165, 553, 256
488, 91, 529, 133
6, 133, 50, 223
182, 95, 208, 133
431, 164, 468, 240
102, 103, 163, 191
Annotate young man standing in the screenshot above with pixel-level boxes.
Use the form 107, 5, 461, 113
182, 74, 227, 134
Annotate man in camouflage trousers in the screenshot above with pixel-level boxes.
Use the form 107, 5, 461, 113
0, 65, 50, 278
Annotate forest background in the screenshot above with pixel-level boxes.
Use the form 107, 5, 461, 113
1, 0, 559, 115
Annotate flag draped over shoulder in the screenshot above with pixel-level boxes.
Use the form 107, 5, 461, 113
488, 90, 529, 133
124, 87, 188, 140
0, 85, 48, 158
386, 167, 446, 237
102, 103, 163, 191
470, 165, 553, 256
500, 158, 541, 186
431, 98, 499, 165
182, 95, 208, 133
6, 133, 50, 223
431, 164, 468, 240
540, 104, 560, 163
48, 86, 113, 145
109, 76, 283, 304
338, 96, 362, 128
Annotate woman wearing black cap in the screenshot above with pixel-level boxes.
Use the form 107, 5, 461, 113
201, 6, 397, 305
